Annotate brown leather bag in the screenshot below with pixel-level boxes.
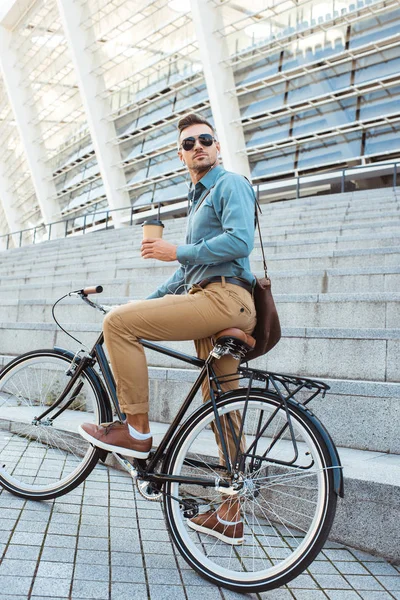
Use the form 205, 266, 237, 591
242, 197, 281, 362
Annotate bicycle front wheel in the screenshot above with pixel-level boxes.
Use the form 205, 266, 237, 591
0, 349, 111, 500
163, 390, 338, 593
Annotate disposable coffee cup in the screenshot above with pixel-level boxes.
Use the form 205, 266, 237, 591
142, 218, 164, 239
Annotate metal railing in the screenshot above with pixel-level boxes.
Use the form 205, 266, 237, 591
1, 160, 399, 251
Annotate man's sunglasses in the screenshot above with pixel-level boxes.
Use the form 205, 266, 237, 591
180, 133, 215, 151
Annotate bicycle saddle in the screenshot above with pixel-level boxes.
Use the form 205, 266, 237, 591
214, 328, 256, 351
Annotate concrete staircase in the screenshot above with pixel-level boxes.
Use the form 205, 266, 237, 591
0, 187, 399, 562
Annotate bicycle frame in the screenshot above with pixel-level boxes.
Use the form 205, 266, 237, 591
44, 331, 235, 490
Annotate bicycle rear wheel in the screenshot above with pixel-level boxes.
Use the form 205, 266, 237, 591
0, 349, 111, 500
163, 390, 338, 593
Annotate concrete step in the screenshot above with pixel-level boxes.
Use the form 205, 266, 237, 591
2, 231, 400, 276
0, 246, 399, 288
0, 266, 398, 302
2, 222, 400, 277
1, 195, 399, 263
0, 321, 398, 382
1, 292, 399, 329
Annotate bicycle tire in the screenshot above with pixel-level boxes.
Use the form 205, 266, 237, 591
163, 390, 338, 592
0, 348, 112, 500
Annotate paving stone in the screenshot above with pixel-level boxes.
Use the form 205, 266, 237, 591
53, 503, 81, 515
80, 513, 106, 525
5, 544, 41, 561
375, 576, 400, 590
334, 561, 369, 575
325, 592, 361, 600
50, 513, 80, 525
79, 525, 109, 538
0, 509, 21, 521
31, 577, 72, 597
0, 531, 12, 544
0, 519, 17, 531
44, 534, 77, 548
147, 568, 181, 585
0, 576, 32, 597
111, 565, 146, 583
288, 573, 319, 589
290, 591, 328, 600
75, 549, 110, 565
308, 561, 339, 575
140, 528, 170, 542
0, 558, 37, 577
47, 522, 79, 536
111, 551, 143, 567
71, 579, 109, 599
36, 561, 74, 579
109, 497, 134, 508
258, 590, 293, 600
141, 540, 175, 554
77, 536, 109, 551
15, 519, 48, 533
40, 547, 76, 563
138, 517, 166, 529
345, 575, 385, 590
111, 583, 148, 600
359, 592, 397, 599
313, 574, 352, 589
365, 563, 400, 576
10, 531, 45, 546
74, 564, 109, 582
323, 550, 357, 562
349, 551, 386, 562
223, 589, 258, 600
81, 505, 109, 516
150, 585, 187, 600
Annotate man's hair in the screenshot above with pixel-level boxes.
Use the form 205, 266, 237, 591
177, 113, 215, 141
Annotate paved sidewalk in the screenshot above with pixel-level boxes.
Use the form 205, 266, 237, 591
0, 465, 398, 600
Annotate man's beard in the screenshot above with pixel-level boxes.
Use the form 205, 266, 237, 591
191, 156, 215, 173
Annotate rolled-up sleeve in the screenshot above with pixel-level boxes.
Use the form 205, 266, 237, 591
176, 175, 255, 266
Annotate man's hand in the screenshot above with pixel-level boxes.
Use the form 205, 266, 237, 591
141, 238, 178, 262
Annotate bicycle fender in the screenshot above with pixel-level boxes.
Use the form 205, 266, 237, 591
290, 400, 344, 498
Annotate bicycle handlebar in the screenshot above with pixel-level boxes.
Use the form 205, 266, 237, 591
82, 285, 103, 296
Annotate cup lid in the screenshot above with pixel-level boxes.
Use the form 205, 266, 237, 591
141, 219, 164, 227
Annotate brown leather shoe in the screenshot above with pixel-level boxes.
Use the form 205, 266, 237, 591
187, 510, 244, 545
78, 421, 152, 459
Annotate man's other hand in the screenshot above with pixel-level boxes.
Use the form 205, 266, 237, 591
141, 238, 178, 261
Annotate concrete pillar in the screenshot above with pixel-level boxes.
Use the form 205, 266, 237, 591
0, 26, 63, 235
57, 0, 131, 228
190, 0, 251, 179
0, 164, 24, 248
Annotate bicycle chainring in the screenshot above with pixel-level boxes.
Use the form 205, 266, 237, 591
136, 479, 163, 502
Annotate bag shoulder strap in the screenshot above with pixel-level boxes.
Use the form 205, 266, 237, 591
193, 187, 212, 213
244, 177, 268, 279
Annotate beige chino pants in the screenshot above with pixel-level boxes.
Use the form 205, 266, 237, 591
103, 280, 256, 463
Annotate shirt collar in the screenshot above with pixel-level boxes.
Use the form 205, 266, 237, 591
198, 164, 224, 190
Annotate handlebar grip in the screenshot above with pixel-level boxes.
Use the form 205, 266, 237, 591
82, 285, 103, 296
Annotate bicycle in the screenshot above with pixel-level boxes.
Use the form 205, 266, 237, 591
0, 285, 343, 593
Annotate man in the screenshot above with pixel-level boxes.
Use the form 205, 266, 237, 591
80, 112, 256, 544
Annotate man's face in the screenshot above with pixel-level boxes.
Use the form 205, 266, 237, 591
178, 124, 220, 173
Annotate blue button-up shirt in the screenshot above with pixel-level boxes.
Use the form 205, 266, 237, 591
147, 165, 256, 299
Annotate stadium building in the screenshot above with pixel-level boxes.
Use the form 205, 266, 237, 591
0, 0, 400, 247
